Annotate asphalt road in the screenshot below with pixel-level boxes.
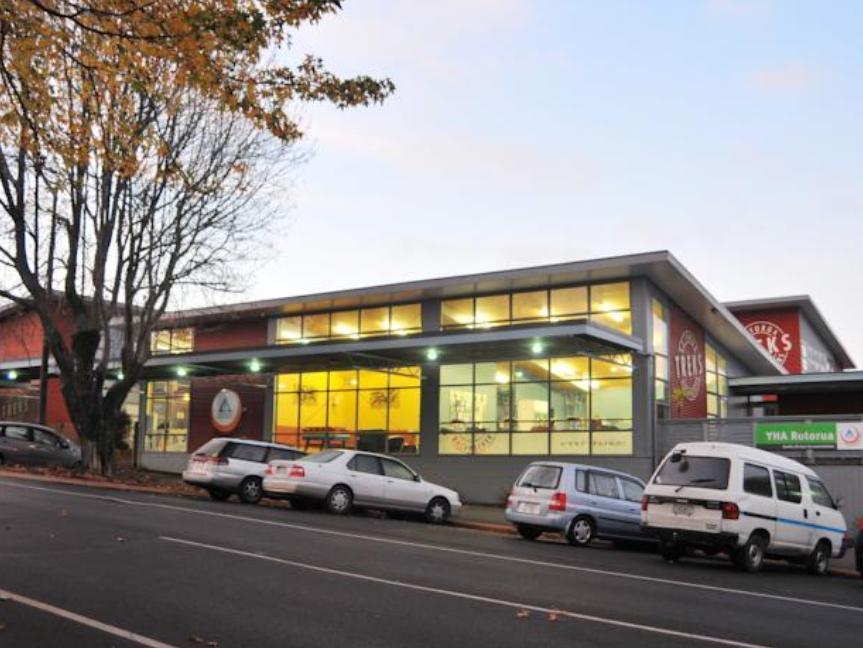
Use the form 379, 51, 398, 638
1, 478, 861, 648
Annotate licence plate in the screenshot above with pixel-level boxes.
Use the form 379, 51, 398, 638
517, 502, 541, 515
673, 503, 695, 517
192, 461, 209, 474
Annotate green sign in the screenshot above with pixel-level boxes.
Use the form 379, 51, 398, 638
754, 422, 837, 449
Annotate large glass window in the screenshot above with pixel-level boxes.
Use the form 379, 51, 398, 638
150, 328, 194, 355
439, 355, 632, 456
274, 367, 420, 454
144, 380, 190, 452
706, 343, 729, 418
275, 303, 422, 345
440, 282, 631, 335
652, 299, 669, 415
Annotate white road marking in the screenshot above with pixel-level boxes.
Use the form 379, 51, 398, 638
4, 480, 861, 615
161, 535, 770, 648
0, 586, 177, 648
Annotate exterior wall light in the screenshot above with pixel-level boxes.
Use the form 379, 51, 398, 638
426, 348, 439, 361
531, 340, 544, 355
176, 366, 188, 378
117, 371, 125, 381
249, 359, 262, 372
6, 370, 18, 381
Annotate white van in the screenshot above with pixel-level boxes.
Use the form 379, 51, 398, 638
641, 442, 846, 574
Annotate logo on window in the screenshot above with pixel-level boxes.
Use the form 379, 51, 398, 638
211, 389, 242, 434
745, 321, 793, 367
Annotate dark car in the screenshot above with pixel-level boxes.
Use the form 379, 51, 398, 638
0, 421, 82, 468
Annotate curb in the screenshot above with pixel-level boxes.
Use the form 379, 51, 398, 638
2, 470, 858, 580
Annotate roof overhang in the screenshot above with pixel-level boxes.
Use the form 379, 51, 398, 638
725, 295, 854, 370
138, 322, 643, 380
154, 251, 784, 376
730, 371, 863, 395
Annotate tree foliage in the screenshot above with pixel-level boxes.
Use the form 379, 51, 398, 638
0, 1, 393, 472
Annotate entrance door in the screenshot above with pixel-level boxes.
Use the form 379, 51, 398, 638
772, 469, 809, 553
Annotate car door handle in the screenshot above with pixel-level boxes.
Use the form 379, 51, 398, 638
803, 510, 809, 519
815, 510, 821, 517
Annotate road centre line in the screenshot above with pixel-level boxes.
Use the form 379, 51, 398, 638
161, 535, 770, 648
0, 586, 178, 648
4, 480, 861, 615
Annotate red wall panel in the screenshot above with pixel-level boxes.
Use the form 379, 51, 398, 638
731, 307, 802, 374
669, 304, 707, 419
0, 311, 43, 361
187, 375, 267, 451
45, 378, 77, 440
194, 319, 268, 353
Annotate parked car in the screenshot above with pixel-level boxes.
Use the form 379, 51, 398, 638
183, 438, 304, 504
505, 461, 649, 546
856, 517, 863, 580
0, 421, 81, 468
641, 442, 847, 575
263, 449, 462, 524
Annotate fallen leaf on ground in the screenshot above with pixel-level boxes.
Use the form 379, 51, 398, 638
115, 536, 127, 543
0, 623, 6, 631
188, 634, 218, 646
516, 609, 530, 618
547, 611, 560, 622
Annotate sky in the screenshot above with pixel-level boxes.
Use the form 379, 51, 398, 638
237, 0, 863, 364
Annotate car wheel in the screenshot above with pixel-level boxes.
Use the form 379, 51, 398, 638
516, 524, 543, 540
425, 497, 451, 525
807, 541, 831, 576
660, 541, 682, 562
734, 534, 766, 573
566, 516, 595, 547
207, 488, 231, 502
326, 485, 353, 515
238, 477, 263, 504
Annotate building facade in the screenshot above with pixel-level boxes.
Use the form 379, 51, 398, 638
1, 251, 859, 505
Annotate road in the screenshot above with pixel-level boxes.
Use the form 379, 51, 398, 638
0, 477, 861, 647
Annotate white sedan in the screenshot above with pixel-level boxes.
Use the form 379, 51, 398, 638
264, 449, 462, 524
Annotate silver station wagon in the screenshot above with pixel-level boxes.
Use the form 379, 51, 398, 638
506, 461, 649, 546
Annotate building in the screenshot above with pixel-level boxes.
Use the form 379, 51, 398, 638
1, 251, 861, 508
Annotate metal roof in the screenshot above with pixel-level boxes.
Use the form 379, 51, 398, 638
725, 295, 854, 370
156, 250, 785, 375
730, 370, 863, 395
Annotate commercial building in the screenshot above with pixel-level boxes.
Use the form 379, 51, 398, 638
1, 251, 861, 507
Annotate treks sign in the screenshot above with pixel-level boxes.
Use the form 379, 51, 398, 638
755, 421, 863, 451
674, 329, 704, 402
745, 321, 793, 367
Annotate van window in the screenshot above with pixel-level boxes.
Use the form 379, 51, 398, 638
743, 464, 773, 498
619, 478, 644, 503
807, 478, 835, 509
589, 472, 620, 499
773, 471, 802, 504
654, 455, 730, 490
518, 465, 561, 490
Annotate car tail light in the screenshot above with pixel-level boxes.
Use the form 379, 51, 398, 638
265, 465, 273, 476
641, 495, 649, 512
506, 490, 514, 508
289, 465, 305, 479
721, 502, 740, 520
549, 491, 567, 512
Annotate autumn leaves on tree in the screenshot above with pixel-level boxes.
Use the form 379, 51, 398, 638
0, 1, 394, 472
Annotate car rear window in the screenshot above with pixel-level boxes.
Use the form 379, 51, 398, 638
305, 450, 343, 463
654, 455, 730, 490
268, 447, 303, 462
517, 465, 562, 490
194, 439, 228, 457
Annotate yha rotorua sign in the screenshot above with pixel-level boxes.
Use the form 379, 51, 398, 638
745, 321, 794, 366
754, 421, 863, 451
211, 388, 243, 434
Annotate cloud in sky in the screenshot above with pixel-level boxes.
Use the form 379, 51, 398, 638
748, 62, 820, 93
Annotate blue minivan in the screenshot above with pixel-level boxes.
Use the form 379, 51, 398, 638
505, 462, 649, 546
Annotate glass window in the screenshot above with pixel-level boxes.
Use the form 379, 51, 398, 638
474, 361, 510, 385
655, 455, 730, 490
144, 380, 189, 452
440, 364, 473, 385
268, 447, 302, 461
381, 458, 415, 481
591, 282, 630, 313
276, 316, 303, 342
589, 472, 620, 499
303, 313, 330, 339
475, 294, 510, 328
331, 310, 359, 339
743, 464, 773, 498
442, 298, 474, 328
512, 291, 548, 322
575, 469, 588, 492
349, 454, 382, 475
227, 443, 268, 463
774, 471, 802, 504
550, 286, 588, 319
358, 369, 388, 389
513, 359, 549, 382
4, 425, 30, 441
591, 379, 632, 431
32, 428, 59, 446
652, 300, 668, 354
305, 450, 343, 463
808, 478, 835, 509
360, 307, 390, 336
517, 464, 561, 489
620, 478, 644, 503
150, 328, 194, 355
705, 343, 728, 419
390, 304, 421, 335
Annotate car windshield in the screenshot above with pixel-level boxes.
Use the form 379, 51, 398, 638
304, 450, 343, 464
517, 465, 562, 490
654, 455, 730, 490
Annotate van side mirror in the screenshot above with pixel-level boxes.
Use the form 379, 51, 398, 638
834, 496, 844, 510
670, 452, 683, 464
414, 474, 422, 482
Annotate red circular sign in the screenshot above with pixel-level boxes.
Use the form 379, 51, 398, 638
211, 389, 242, 434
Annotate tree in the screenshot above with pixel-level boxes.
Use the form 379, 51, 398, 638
0, 1, 394, 473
